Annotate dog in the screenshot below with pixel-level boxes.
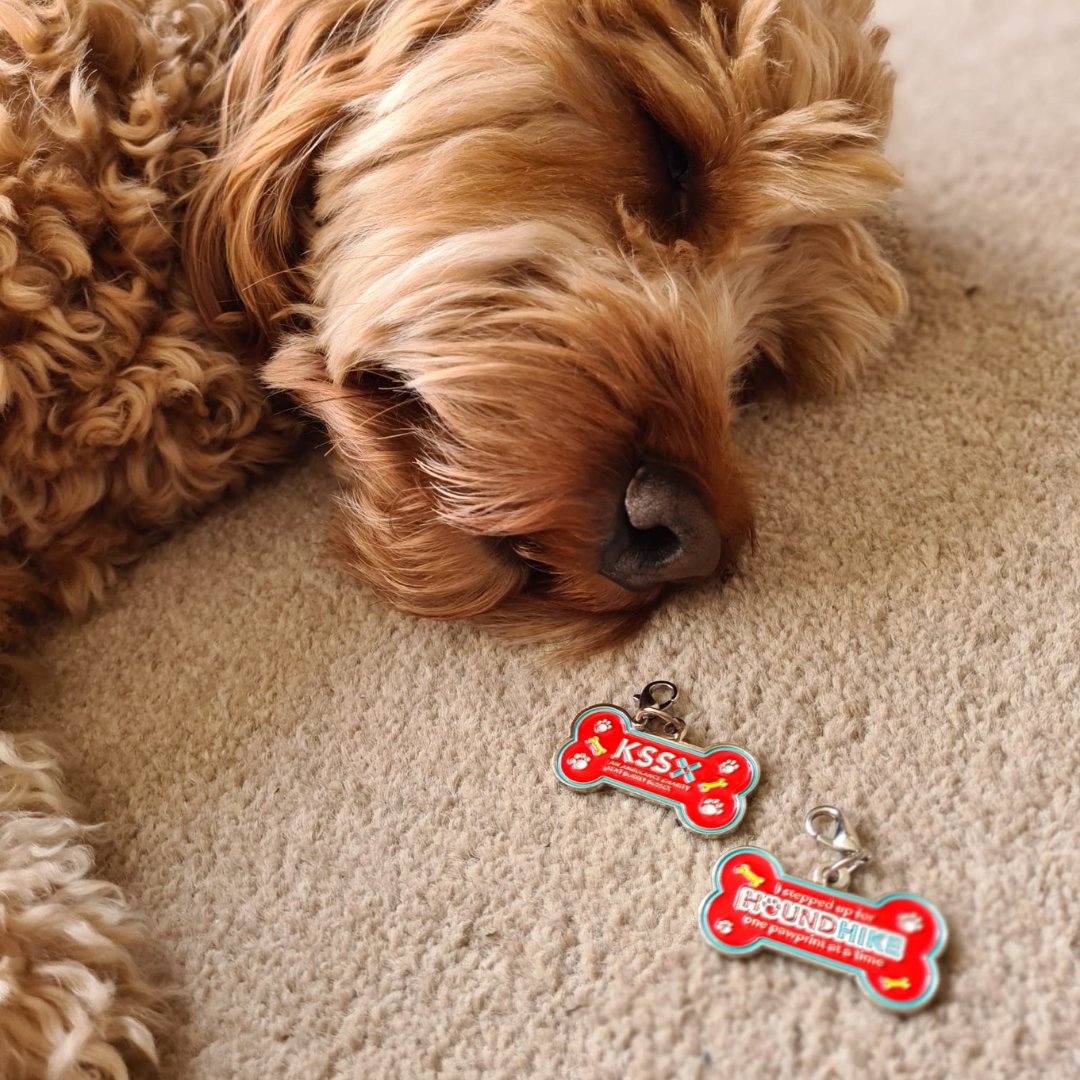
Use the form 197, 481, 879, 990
0, 0, 904, 1075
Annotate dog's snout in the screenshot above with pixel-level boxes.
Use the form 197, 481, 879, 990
599, 463, 723, 591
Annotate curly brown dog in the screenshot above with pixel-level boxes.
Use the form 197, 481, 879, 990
0, 0, 904, 1075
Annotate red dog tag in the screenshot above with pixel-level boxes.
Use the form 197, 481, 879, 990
699, 817, 947, 1011
553, 686, 758, 836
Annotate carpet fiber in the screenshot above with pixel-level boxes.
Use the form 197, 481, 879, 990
7, 1, 1079, 1076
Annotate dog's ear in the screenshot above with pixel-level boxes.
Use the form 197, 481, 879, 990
184, 0, 485, 351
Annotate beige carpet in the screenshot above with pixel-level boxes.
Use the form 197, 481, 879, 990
7, 1, 1079, 1076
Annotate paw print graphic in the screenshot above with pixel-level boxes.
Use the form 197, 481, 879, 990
568, 753, 590, 771
897, 913, 924, 934
714, 919, 734, 936
593, 718, 613, 733
699, 799, 725, 816
716, 759, 740, 775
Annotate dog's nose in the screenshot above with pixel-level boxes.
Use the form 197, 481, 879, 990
599, 463, 723, 591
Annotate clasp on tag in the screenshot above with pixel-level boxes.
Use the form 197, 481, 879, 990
630, 680, 686, 741
803, 805, 872, 890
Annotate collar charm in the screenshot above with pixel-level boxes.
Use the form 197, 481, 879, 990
553, 681, 759, 836
699, 806, 948, 1011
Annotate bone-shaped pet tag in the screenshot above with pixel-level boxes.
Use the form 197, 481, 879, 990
699, 806, 948, 1011
553, 681, 759, 836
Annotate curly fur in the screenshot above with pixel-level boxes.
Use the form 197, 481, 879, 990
0, 0, 904, 1072
0, 0, 299, 651
0, 733, 161, 1079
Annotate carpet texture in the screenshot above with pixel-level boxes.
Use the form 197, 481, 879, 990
7, 0, 1079, 1076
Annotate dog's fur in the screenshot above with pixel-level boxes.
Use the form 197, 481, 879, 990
0, 0, 904, 1073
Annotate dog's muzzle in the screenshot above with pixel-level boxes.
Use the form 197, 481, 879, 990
599, 462, 723, 591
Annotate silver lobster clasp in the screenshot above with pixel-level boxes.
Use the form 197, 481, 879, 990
630, 680, 686, 741
803, 805, 872, 891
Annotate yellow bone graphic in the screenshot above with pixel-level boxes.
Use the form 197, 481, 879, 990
734, 864, 765, 888
586, 737, 606, 756
881, 977, 911, 991
699, 778, 728, 792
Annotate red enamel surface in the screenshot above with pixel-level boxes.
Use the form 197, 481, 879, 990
702, 849, 945, 1008
555, 708, 756, 833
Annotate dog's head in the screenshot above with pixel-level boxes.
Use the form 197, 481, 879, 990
187, 0, 905, 649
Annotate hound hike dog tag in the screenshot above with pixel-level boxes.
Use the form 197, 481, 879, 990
699, 806, 948, 1011
553, 681, 759, 836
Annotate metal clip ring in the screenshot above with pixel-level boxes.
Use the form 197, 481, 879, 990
630, 680, 685, 741
803, 805, 872, 891
633, 680, 678, 713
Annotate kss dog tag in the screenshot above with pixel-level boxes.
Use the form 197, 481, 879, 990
699, 806, 948, 1011
553, 681, 759, 836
